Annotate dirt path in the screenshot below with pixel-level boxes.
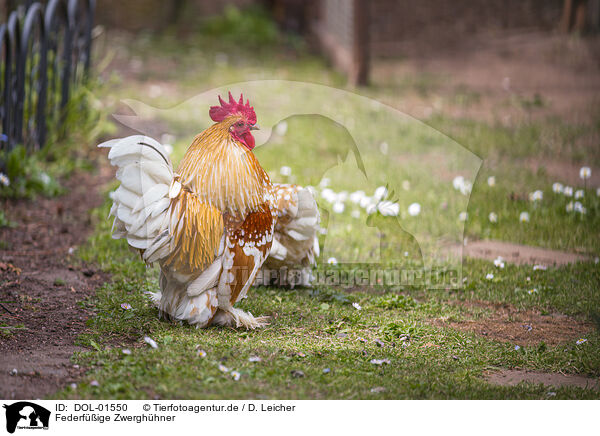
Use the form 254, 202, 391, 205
0, 159, 111, 399
431, 299, 593, 347
460, 239, 591, 266
485, 369, 599, 391
373, 32, 600, 125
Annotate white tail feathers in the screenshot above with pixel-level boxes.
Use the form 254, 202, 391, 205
99, 135, 176, 262
261, 185, 320, 287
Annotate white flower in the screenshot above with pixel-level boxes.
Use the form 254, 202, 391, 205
359, 196, 373, 209
460, 181, 472, 196
218, 364, 229, 373
0, 173, 10, 187
452, 176, 465, 190
452, 176, 471, 195
402, 180, 411, 191
365, 204, 377, 215
275, 120, 288, 136
122, 349, 132, 355
327, 257, 338, 265
533, 264, 547, 271
514, 345, 520, 351
349, 190, 365, 204
319, 178, 330, 188
336, 191, 348, 202
352, 302, 362, 311
597, 187, 600, 197
143, 336, 158, 349
529, 190, 543, 201
377, 201, 400, 216
528, 288, 538, 294
332, 201, 345, 214
248, 356, 261, 362
564, 186, 573, 197
379, 141, 388, 155
552, 182, 564, 194
488, 212, 498, 223
487, 176, 496, 187
574, 189, 584, 199
90, 380, 100, 387
519, 211, 530, 223
566, 201, 574, 212
370, 359, 390, 365
279, 166, 291, 176
493, 257, 505, 269
351, 210, 361, 219
196, 349, 207, 358
408, 203, 421, 216
576, 338, 587, 345
458, 212, 468, 222
321, 188, 337, 203
39, 172, 51, 186
374, 186, 388, 201
574, 201, 586, 214
579, 166, 591, 180
231, 370, 241, 381
486, 273, 494, 280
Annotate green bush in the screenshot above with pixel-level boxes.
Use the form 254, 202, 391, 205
201, 5, 279, 47
0, 145, 62, 199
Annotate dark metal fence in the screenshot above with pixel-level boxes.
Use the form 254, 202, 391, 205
0, 0, 94, 153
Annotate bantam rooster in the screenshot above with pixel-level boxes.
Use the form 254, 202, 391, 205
99, 93, 319, 329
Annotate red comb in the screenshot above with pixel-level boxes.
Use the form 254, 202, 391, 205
209, 92, 257, 124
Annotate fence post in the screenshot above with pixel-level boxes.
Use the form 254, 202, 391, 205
350, 0, 369, 86
17, 2, 47, 150
0, 24, 12, 152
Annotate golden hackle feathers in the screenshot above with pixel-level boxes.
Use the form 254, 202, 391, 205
176, 116, 271, 218
163, 190, 223, 275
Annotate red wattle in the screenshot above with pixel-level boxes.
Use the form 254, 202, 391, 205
242, 132, 255, 150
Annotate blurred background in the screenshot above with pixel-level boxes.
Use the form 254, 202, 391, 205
2, 0, 599, 258
86, 0, 600, 84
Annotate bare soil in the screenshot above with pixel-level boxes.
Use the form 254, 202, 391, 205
462, 239, 591, 265
432, 300, 593, 347
373, 31, 600, 125
485, 369, 599, 391
0, 160, 111, 399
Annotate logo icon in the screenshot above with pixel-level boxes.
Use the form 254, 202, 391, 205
3, 402, 50, 434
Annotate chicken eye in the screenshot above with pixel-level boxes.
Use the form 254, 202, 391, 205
237, 121, 244, 127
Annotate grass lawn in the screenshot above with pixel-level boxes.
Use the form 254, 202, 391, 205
56, 7, 600, 399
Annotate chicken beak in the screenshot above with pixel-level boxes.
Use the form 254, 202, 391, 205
250, 124, 260, 131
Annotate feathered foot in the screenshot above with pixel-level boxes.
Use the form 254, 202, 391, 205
211, 308, 270, 329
